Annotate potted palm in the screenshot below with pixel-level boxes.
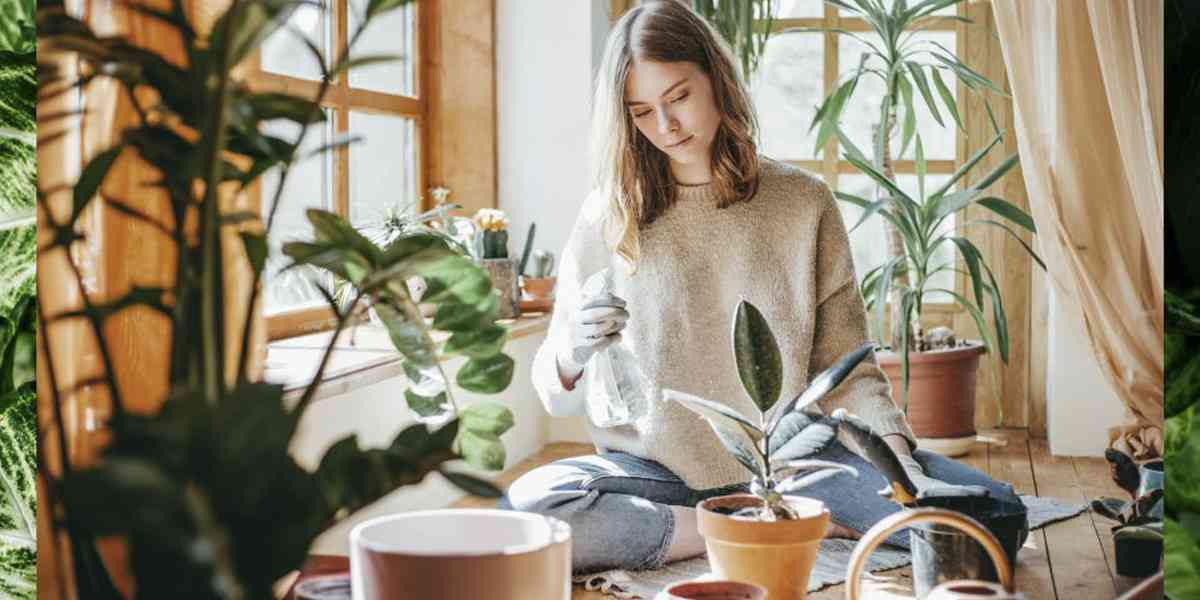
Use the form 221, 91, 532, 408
37, 1, 519, 597
665, 299, 902, 600
804, 0, 1042, 455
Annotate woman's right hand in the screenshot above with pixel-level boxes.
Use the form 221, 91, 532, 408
558, 291, 630, 376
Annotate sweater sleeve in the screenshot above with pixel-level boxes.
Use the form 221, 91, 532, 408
809, 185, 917, 447
530, 190, 610, 417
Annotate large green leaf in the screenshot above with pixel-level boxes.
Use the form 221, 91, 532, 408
404, 389, 453, 426
664, 389, 764, 477
0, 390, 34, 598
731, 300, 783, 414
458, 429, 506, 471
0, 0, 33, 55
460, 401, 515, 438
765, 342, 876, 437
444, 324, 509, 359
456, 354, 515, 394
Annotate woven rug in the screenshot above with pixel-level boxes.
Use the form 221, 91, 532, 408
571, 495, 1086, 599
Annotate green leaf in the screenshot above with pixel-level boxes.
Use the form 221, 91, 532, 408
897, 77, 917, 158
969, 152, 1020, 193
1166, 517, 1200, 599
777, 461, 859, 494
245, 92, 325, 124
458, 429, 506, 471
330, 54, 405, 79
929, 66, 964, 131
930, 287, 997, 359
404, 389, 452, 424
664, 388, 765, 477
239, 232, 267, 274
74, 146, 122, 223
0, 0, 34, 54
444, 324, 509, 359
873, 255, 904, 343
931, 132, 1004, 199
976, 197, 1037, 233
456, 354, 515, 394
815, 80, 856, 157
731, 299, 783, 414
0, 390, 34, 598
432, 298, 497, 332
438, 469, 503, 498
367, 0, 415, 19
961, 219, 1047, 271
905, 62, 943, 127
460, 401, 515, 438
766, 342, 876, 437
767, 412, 838, 462
373, 301, 438, 367
943, 236, 986, 308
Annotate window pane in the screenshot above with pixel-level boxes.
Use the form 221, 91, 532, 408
349, 112, 418, 233
751, 32, 823, 161
776, 0, 824, 18
347, 0, 416, 96
840, 0, 955, 16
835, 173, 954, 303
261, 2, 328, 81
837, 31, 957, 161
261, 115, 335, 314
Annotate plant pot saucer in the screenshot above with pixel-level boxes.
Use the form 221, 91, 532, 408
916, 434, 977, 457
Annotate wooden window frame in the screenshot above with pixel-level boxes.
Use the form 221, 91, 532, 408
244, 0, 432, 340
770, 7, 965, 313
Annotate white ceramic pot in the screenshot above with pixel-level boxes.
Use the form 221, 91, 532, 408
350, 509, 571, 600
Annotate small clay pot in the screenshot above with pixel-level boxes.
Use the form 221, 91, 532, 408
521, 276, 557, 300
658, 580, 767, 599
696, 494, 829, 600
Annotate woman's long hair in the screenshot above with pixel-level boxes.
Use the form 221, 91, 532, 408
591, 0, 761, 270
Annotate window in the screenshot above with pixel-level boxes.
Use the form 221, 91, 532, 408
252, 0, 425, 339
750, 0, 961, 305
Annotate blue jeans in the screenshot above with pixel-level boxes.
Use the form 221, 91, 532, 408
497, 441, 1023, 574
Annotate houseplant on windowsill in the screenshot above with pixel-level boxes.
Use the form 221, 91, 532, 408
665, 299, 904, 600
37, 1, 520, 598
474, 208, 521, 319
802, 0, 1035, 455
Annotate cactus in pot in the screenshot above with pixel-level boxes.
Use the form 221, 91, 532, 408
474, 208, 510, 259
664, 299, 889, 599
473, 208, 519, 317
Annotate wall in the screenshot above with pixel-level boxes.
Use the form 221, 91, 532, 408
496, 0, 610, 272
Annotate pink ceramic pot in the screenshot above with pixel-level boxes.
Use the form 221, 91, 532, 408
350, 509, 571, 600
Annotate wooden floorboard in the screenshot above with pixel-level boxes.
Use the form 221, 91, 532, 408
1029, 439, 1118, 599
466, 435, 1113, 600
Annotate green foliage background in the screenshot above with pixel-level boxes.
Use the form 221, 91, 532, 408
1166, 2, 1200, 597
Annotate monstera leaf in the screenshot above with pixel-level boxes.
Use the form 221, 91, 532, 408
665, 389, 765, 476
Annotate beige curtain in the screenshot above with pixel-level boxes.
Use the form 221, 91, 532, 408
992, 0, 1163, 458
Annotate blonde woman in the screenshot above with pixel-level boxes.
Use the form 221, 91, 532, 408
500, 0, 1024, 574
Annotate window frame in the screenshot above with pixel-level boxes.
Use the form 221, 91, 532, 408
765, 5, 965, 313
246, 0, 431, 340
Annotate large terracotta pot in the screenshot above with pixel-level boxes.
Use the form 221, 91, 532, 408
876, 342, 986, 457
350, 509, 571, 600
696, 495, 829, 600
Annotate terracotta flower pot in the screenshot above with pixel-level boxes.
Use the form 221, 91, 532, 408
521, 276, 557, 300
350, 509, 571, 600
696, 494, 829, 600
658, 580, 767, 599
876, 342, 986, 457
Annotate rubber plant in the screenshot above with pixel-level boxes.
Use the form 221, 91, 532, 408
664, 299, 891, 521
37, 1, 516, 598
1165, 0, 1200, 596
800, 0, 1018, 384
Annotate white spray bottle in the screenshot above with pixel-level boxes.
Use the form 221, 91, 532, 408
581, 268, 649, 427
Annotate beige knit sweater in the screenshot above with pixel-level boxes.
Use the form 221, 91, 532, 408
531, 156, 916, 490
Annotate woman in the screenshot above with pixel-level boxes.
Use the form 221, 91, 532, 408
500, 0, 1023, 574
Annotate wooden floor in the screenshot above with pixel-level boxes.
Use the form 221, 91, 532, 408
454, 430, 1133, 600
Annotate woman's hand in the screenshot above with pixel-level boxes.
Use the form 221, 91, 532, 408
557, 292, 630, 386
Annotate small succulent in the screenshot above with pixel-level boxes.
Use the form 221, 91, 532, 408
474, 208, 510, 259
530, 249, 556, 278
666, 299, 886, 521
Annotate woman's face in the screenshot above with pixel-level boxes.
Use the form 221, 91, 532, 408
624, 59, 721, 174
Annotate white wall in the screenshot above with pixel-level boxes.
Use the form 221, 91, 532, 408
1045, 282, 1128, 456
496, 0, 611, 272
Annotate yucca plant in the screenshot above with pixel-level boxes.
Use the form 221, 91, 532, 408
800, 0, 1009, 352
664, 299, 894, 521
37, 0, 516, 598
690, 0, 776, 81
834, 116, 1044, 404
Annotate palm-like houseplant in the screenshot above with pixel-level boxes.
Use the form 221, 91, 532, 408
689, 0, 776, 81
795, 0, 1044, 451
37, 1, 518, 598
